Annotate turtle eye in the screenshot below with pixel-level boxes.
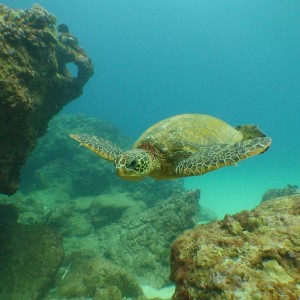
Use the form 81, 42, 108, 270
127, 159, 137, 169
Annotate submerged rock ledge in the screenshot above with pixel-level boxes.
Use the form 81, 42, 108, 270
0, 4, 93, 195
170, 194, 300, 300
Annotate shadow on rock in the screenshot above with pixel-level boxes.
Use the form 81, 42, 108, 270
0, 203, 64, 300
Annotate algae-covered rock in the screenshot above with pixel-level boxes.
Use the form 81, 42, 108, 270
261, 184, 299, 203
0, 4, 93, 195
170, 194, 300, 300
43, 201, 93, 237
0, 203, 64, 300
93, 286, 122, 300
90, 192, 140, 227
96, 190, 200, 288
47, 250, 143, 299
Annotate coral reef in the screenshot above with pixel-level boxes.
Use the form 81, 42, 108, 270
0, 4, 93, 195
0, 203, 64, 300
170, 194, 300, 300
95, 190, 200, 288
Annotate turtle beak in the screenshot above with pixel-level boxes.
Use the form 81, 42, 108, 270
116, 166, 126, 177
116, 166, 142, 180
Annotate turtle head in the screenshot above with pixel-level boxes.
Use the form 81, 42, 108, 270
115, 149, 157, 180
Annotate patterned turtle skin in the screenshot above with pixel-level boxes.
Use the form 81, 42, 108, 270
70, 114, 271, 180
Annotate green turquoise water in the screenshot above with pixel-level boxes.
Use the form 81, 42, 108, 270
3, 1, 300, 296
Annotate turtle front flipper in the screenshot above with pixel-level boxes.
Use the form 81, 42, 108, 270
175, 137, 272, 177
70, 134, 122, 163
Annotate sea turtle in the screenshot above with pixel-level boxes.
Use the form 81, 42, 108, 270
70, 114, 271, 180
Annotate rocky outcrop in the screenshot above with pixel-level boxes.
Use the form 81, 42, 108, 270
0, 203, 64, 300
0, 4, 93, 195
170, 194, 300, 300
96, 190, 200, 288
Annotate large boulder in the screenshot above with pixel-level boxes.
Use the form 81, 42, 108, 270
170, 194, 300, 300
0, 4, 93, 195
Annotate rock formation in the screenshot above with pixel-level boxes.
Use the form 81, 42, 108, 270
170, 194, 300, 300
261, 184, 299, 203
96, 190, 200, 288
0, 4, 93, 195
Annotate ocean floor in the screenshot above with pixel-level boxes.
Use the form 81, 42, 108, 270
185, 157, 299, 219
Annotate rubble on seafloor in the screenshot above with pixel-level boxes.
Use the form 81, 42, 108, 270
0, 4, 93, 195
170, 194, 300, 300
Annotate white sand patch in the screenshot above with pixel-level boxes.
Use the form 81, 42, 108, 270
141, 284, 175, 299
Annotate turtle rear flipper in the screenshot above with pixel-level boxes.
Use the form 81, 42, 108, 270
175, 137, 272, 177
70, 134, 122, 163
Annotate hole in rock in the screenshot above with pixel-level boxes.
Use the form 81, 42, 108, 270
66, 62, 78, 77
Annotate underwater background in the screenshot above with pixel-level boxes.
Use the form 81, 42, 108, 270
5, 0, 300, 216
